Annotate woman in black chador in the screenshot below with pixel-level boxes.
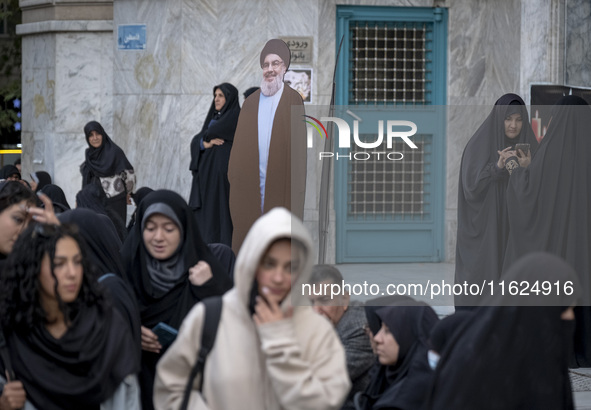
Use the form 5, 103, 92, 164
189, 83, 240, 246
80, 121, 135, 229
504, 95, 591, 366
455, 93, 537, 307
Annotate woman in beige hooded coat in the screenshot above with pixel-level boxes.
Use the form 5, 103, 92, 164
154, 207, 350, 409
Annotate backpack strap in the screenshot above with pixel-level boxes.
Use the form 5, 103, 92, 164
179, 296, 223, 410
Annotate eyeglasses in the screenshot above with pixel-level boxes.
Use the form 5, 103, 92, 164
262, 60, 284, 70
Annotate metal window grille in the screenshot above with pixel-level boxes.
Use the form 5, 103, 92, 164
349, 21, 433, 105
347, 134, 432, 220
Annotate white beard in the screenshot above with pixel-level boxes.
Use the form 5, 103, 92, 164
260, 73, 284, 97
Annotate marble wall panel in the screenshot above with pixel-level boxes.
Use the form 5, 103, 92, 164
113, 94, 182, 194
22, 67, 56, 133
113, 0, 182, 95
566, 0, 591, 86
22, 33, 56, 71
180, 0, 218, 95
448, 0, 521, 100
50, 132, 86, 208
100, 32, 115, 133
519, 0, 564, 103
55, 33, 106, 133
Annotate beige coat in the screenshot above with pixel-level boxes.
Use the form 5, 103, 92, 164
154, 208, 350, 410
227, 86, 307, 253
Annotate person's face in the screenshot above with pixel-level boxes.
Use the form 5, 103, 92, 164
256, 239, 298, 305
30, 179, 38, 191
504, 112, 523, 139
15, 164, 21, 173
262, 53, 286, 83
142, 213, 181, 260
0, 201, 31, 255
374, 323, 400, 365
214, 88, 226, 111
6, 174, 19, 181
310, 280, 350, 326
88, 130, 103, 148
38, 236, 83, 304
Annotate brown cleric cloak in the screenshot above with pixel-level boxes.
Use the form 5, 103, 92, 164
228, 84, 306, 252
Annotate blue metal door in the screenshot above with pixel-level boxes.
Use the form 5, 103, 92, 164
335, 5, 447, 263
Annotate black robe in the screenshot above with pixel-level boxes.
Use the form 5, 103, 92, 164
425, 252, 578, 410
455, 93, 537, 307
120, 189, 233, 410
504, 95, 591, 365
189, 83, 240, 246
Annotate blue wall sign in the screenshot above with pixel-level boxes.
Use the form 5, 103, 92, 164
118, 25, 146, 50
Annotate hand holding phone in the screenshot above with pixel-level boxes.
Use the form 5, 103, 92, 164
151, 322, 178, 349
515, 143, 530, 158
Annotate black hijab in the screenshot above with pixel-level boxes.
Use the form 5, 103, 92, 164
39, 183, 71, 212
120, 189, 233, 329
455, 93, 537, 306
365, 302, 439, 410
81, 121, 133, 181
355, 295, 426, 410
189, 83, 240, 172
1, 165, 20, 180
425, 252, 578, 410
59, 208, 125, 276
31, 171, 52, 192
2, 304, 138, 410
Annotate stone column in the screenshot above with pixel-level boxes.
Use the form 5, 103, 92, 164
520, 0, 566, 104
17, 0, 114, 206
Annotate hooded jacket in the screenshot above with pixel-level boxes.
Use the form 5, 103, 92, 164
154, 208, 351, 409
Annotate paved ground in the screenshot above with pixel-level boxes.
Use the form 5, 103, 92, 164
335, 262, 591, 409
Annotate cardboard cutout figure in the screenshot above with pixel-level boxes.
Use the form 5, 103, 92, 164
228, 39, 307, 252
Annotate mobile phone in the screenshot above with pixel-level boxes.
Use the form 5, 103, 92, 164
152, 322, 178, 349
515, 143, 530, 157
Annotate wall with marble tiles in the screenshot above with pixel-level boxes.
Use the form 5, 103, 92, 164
566, 0, 591, 86
20, 0, 591, 263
